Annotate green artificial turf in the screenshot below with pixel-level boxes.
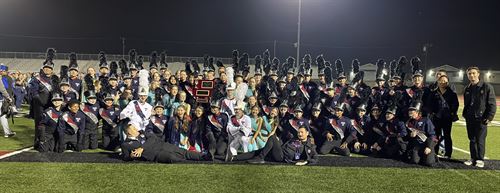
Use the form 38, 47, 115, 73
0, 162, 499, 193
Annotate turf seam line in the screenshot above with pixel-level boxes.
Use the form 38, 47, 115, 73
452, 146, 490, 160
0, 146, 34, 160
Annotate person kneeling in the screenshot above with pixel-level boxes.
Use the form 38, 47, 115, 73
407, 102, 437, 167
121, 124, 211, 163
229, 126, 318, 166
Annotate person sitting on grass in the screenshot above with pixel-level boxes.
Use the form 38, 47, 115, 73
121, 124, 211, 163
227, 126, 318, 166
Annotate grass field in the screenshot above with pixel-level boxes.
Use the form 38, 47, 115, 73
1, 102, 499, 193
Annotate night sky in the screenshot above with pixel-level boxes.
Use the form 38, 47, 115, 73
0, 0, 499, 70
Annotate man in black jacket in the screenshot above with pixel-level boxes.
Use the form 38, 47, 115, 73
121, 124, 211, 163
462, 67, 496, 168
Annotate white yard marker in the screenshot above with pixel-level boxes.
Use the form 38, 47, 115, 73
453, 146, 489, 160
0, 146, 33, 160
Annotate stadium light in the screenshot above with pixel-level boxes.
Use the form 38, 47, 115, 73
458, 70, 464, 77
486, 71, 492, 78
382, 69, 387, 75
428, 70, 434, 77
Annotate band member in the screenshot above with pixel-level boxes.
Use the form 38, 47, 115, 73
120, 87, 153, 132
462, 67, 496, 168
146, 102, 169, 140
221, 83, 237, 117
351, 103, 372, 154
36, 93, 63, 152
81, 91, 100, 150
31, 48, 59, 144
248, 105, 271, 152
407, 102, 438, 166
57, 99, 86, 152
99, 93, 121, 151
282, 106, 310, 143
206, 100, 229, 159
227, 102, 252, 156
372, 106, 407, 159
319, 103, 356, 156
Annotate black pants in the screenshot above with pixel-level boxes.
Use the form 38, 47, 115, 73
379, 137, 407, 159
206, 131, 228, 156
59, 133, 82, 152
37, 130, 56, 152
102, 127, 120, 151
466, 120, 487, 161
408, 140, 436, 166
434, 119, 453, 157
83, 127, 98, 150
155, 142, 203, 163
319, 139, 350, 156
234, 135, 284, 162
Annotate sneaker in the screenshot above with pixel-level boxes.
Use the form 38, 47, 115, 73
4, 132, 16, 138
464, 159, 475, 166
476, 160, 484, 168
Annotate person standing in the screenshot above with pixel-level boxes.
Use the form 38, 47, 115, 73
462, 67, 496, 168
0, 64, 15, 138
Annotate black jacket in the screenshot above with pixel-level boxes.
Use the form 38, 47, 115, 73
282, 138, 318, 164
463, 80, 496, 122
429, 87, 459, 121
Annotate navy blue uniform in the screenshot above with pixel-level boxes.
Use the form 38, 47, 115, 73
99, 105, 121, 150
36, 107, 62, 152
282, 117, 310, 143
146, 114, 169, 140
69, 77, 82, 100
378, 118, 407, 159
57, 110, 86, 152
29, 74, 59, 144
206, 112, 229, 156
319, 116, 356, 156
407, 116, 438, 166
81, 103, 100, 149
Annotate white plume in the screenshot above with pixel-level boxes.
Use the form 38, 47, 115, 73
226, 66, 234, 86
138, 69, 150, 92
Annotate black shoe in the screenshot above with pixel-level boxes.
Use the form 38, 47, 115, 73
247, 158, 265, 164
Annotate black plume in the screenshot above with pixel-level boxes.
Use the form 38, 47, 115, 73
389, 60, 397, 78
185, 60, 192, 74
119, 59, 128, 75
254, 55, 262, 72
335, 59, 344, 77
110, 61, 118, 76
203, 54, 209, 70
99, 51, 107, 66
160, 51, 167, 68
351, 59, 360, 74
287, 56, 295, 70
303, 54, 311, 70
375, 59, 385, 79
191, 59, 201, 73
68, 52, 78, 68
397, 56, 407, 78
240, 53, 250, 75
150, 51, 158, 69
316, 54, 325, 70
271, 57, 280, 71
216, 60, 224, 68
137, 55, 144, 70
60, 65, 69, 80
263, 49, 271, 75
46, 48, 56, 62
232, 50, 239, 69
208, 57, 215, 71
289, 76, 300, 92
324, 66, 333, 85
84, 74, 95, 91
128, 49, 137, 65
351, 71, 364, 85
411, 56, 422, 75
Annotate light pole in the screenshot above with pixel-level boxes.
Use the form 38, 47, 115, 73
296, 0, 302, 65
121, 37, 126, 59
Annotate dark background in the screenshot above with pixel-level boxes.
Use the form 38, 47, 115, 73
0, 0, 499, 70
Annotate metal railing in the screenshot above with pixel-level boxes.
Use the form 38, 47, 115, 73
0, 51, 255, 64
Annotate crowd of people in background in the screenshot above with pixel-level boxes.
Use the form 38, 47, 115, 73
1, 47, 495, 168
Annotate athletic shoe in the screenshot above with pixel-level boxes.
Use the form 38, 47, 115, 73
464, 159, 475, 166
476, 160, 485, 168
247, 157, 265, 164
4, 132, 16, 138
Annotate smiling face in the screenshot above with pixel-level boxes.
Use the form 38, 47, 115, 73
251, 106, 260, 116
155, 107, 164, 115
68, 103, 80, 114
195, 107, 204, 118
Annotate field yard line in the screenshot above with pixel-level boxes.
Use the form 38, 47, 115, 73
482, 170, 500, 180
452, 146, 490, 160
441, 162, 480, 186
0, 146, 33, 160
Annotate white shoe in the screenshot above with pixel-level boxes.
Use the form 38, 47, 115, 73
464, 159, 475, 166
476, 160, 484, 168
